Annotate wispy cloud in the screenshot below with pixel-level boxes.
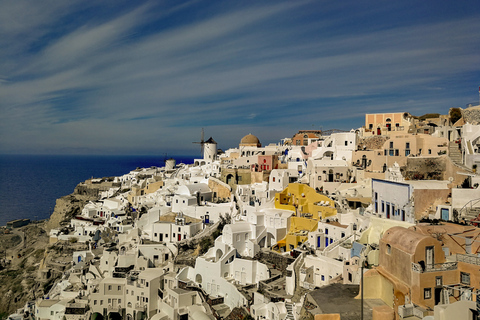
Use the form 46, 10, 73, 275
0, 0, 479, 155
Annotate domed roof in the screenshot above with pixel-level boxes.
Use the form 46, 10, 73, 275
240, 133, 261, 147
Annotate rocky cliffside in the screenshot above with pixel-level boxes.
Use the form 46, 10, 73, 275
0, 179, 120, 318
45, 179, 120, 231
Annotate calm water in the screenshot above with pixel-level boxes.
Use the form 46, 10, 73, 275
0, 154, 194, 226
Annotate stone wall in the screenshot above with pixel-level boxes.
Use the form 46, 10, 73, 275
208, 178, 232, 201
254, 250, 295, 275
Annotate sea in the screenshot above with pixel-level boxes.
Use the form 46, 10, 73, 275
0, 154, 195, 226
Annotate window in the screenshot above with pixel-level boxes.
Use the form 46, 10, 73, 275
406, 142, 410, 149
424, 288, 431, 299
436, 276, 442, 287
118, 285, 121, 290
108, 285, 112, 291
345, 141, 348, 146
273, 177, 275, 182
321, 275, 325, 281
405, 149, 410, 156
100, 300, 103, 305
369, 124, 373, 130
461, 272, 470, 285
94, 300, 97, 305
178, 227, 181, 232
325, 228, 328, 235
381, 201, 385, 212
389, 149, 394, 156
387, 244, 391, 254
428, 149, 432, 154
395, 149, 399, 156
108, 298, 111, 304
390, 142, 393, 148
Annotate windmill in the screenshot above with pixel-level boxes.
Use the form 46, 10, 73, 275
193, 128, 205, 156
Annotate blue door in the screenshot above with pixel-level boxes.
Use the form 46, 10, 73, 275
325, 237, 329, 247
204, 215, 209, 224
317, 236, 321, 248
441, 208, 449, 220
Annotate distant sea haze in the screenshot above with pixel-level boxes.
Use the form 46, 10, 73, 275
0, 154, 195, 226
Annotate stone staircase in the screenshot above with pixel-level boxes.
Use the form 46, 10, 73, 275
463, 207, 480, 221
448, 141, 463, 165
285, 301, 295, 320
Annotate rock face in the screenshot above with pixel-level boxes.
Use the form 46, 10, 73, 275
0, 224, 49, 316
45, 179, 119, 231
45, 194, 93, 231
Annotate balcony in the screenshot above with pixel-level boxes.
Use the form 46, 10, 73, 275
412, 262, 457, 273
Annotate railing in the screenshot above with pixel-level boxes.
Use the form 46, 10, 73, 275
457, 254, 480, 266
458, 198, 480, 219
412, 262, 457, 273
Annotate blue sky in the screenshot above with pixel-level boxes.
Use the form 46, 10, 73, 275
0, 0, 479, 156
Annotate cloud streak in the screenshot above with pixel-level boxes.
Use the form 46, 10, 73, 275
0, 0, 479, 155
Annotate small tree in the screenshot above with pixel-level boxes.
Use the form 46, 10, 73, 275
449, 107, 462, 125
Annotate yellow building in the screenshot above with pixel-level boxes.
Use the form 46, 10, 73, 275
274, 183, 336, 252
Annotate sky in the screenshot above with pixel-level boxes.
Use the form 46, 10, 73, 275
0, 0, 479, 156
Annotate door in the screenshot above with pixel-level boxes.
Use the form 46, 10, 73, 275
441, 208, 449, 220
426, 246, 434, 268
377, 128, 381, 135
317, 236, 321, 248
178, 234, 182, 241
204, 215, 209, 224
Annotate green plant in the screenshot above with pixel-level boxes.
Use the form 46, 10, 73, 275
449, 107, 462, 124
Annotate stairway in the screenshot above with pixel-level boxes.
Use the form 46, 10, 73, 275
463, 207, 480, 221
448, 142, 463, 165
285, 302, 295, 320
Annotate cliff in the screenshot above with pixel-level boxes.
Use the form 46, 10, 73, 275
45, 178, 120, 231
0, 178, 120, 318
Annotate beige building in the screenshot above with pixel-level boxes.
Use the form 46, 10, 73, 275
362, 226, 480, 319
364, 112, 413, 136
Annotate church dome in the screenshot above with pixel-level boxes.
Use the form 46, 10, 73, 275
240, 134, 261, 147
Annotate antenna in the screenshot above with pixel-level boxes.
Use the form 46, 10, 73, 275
192, 128, 205, 155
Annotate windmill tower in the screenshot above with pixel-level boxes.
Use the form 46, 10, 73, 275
193, 128, 217, 161
204, 137, 217, 161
